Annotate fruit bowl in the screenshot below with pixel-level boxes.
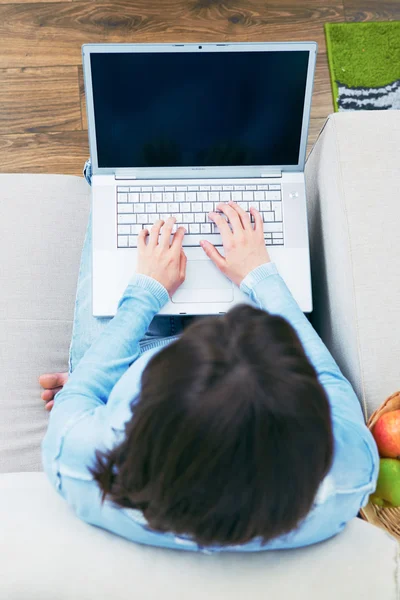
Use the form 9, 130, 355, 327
360, 390, 400, 540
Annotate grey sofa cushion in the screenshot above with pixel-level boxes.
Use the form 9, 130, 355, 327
0, 174, 90, 472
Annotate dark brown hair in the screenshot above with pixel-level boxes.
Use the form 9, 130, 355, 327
90, 305, 333, 547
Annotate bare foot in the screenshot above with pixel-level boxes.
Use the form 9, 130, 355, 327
39, 372, 68, 411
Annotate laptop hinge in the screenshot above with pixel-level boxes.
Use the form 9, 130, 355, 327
115, 169, 283, 180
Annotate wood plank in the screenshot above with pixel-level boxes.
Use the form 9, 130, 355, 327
0, 0, 71, 4
0, 66, 81, 134
0, 132, 89, 175
78, 65, 87, 130
0, 121, 325, 176
311, 53, 334, 120
0, 1, 344, 68
344, 0, 400, 21
307, 117, 326, 157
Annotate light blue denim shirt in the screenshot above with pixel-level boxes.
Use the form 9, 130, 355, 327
42, 262, 379, 553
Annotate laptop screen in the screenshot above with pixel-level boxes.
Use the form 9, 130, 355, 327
90, 50, 310, 169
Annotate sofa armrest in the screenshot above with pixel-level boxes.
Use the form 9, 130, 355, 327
305, 112, 400, 418
0, 174, 90, 472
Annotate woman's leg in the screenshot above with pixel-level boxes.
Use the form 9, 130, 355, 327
68, 160, 187, 374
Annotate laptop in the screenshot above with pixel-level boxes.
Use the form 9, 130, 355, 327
82, 42, 317, 316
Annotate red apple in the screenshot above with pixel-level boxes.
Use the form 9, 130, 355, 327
373, 410, 400, 458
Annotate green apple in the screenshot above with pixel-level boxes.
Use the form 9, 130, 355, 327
370, 459, 400, 507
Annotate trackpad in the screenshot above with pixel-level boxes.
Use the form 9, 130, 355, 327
172, 261, 233, 304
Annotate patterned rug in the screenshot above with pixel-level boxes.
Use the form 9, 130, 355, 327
325, 22, 400, 111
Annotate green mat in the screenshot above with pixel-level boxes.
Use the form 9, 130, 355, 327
325, 22, 400, 111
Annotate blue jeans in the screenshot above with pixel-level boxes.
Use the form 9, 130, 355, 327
68, 159, 195, 375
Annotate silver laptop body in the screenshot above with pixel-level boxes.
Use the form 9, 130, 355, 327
82, 42, 317, 316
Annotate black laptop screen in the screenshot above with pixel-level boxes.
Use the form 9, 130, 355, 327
89, 50, 310, 168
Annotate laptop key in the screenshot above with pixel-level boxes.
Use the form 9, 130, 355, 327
272, 201, 282, 221
118, 225, 130, 235
183, 233, 223, 247
269, 184, 281, 190
117, 193, 128, 202
266, 191, 281, 201
118, 235, 128, 247
218, 191, 230, 202
129, 236, 138, 247
118, 214, 136, 224
118, 204, 133, 213
263, 212, 274, 222
209, 192, 220, 202
263, 222, 283, 233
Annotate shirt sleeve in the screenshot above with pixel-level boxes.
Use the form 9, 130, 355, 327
42, 273, 169, 484
240, 262, 365, 426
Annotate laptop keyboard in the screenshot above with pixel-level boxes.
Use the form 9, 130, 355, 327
116, 182, 283, 248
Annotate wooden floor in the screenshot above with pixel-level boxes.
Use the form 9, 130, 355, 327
0, 0, 399, 176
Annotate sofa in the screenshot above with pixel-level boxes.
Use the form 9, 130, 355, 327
0, 111, 399, 599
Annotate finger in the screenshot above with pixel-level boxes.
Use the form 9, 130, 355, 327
160, 216, 176, 249
216, 202, 243, 233
208, 211, 232, 243
171, 226, 187, 252
228, 200, 252, 230
138, 227, 149, 250
41, 387, 62, 402
200, 240, 226, 271
179, 250, 187, 280
250, 207, 264, 234
45, 400, 55, 411
148, 220, 164, 247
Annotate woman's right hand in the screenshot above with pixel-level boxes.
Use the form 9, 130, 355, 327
200, 201, 271, 286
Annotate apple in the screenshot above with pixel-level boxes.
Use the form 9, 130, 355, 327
370, 459, 400, 507
373, 410, 400, 458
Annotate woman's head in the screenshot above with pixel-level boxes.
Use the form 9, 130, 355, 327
91, 305, 333, 547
